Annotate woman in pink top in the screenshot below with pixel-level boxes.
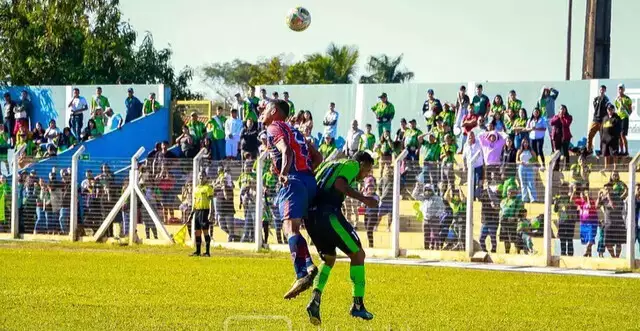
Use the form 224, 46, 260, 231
549, 105, 573, 170
572, 188, 598, 257
478, 130, 506, 182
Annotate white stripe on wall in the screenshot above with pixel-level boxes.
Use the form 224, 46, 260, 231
354, 84, 365, 126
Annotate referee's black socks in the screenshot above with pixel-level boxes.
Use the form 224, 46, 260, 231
195, 236, 202, 255
204, 235, 211, 254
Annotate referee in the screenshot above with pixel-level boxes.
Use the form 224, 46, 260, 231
190, 172, 214, 257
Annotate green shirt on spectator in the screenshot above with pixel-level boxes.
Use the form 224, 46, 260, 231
507, 99, 522, 113
318, 142, 336, 159
503, 116, 518, 135
615, 95, 633, 120
91, 95, 110, 113
440, 142, 457, 164
188, 120, 206, 143
143, 99, 162, 115
206, 116, 226, 140
371, 102, 395, 122
359, 132, 376, 151
439, 110, 456, 129
500, 196, 524, 219
422, 140, 441, 163
286, 100, 295, 117
404, 127, 423, 151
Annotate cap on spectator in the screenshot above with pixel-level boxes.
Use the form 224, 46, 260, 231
234, 92, 241, 97
427, 89, 434, 94
127, 88, 134, 93
379, 92, 388, 98
618, 83, 625, 89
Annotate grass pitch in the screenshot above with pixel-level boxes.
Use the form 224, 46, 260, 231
1, 242, 639, 330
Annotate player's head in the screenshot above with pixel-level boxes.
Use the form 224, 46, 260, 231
353, 151, 374, 181
260, 99, 289, 125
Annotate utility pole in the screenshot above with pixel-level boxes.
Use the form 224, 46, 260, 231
582, 0, 612, 79
565, 0, 573, 80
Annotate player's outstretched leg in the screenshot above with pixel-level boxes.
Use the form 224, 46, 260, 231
348, 250, 373, 321
283, 218, 317, 299
306, 258, 334, 325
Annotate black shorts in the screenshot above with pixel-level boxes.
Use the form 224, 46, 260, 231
306, 205, 362, 258
621, 118, 629, 136
193, 209, 210, 231
601, 140, 619, 157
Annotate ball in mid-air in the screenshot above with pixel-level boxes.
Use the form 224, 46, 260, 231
286, 7, 311, 32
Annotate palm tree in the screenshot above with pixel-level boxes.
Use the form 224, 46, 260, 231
359, 54, 415, 84
289, 43, 359, 84
325, 43, 359, 83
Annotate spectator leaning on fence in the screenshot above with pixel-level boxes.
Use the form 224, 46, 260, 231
104, 107, 123, 133
124, 88, 143, 124
614, 83, 632, 156
587, 85, 609, 154
371, 92, 395, 138
91, 87, 110, 116
344, 120, 364, 158
142, 93, 162, 116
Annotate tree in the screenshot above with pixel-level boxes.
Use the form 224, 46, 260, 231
0, 0, 201, 100
359, 54, 415, 84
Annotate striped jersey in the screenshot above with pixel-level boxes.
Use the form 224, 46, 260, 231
314, 159, 360, 206
266, 120, 312, 175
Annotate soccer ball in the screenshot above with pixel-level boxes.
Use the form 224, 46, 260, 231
286, 7, 311, 32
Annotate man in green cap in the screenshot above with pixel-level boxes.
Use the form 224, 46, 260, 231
371, 92, 395, 138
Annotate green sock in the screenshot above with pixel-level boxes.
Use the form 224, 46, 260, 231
350, 265, 366, 297
313, 264, 332, 292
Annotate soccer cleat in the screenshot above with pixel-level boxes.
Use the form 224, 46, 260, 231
283, 266, 318, 300
306, 297, 322, 325
189, 252, 200, 257
350, 304, 374, 321
202, 253, 211, 257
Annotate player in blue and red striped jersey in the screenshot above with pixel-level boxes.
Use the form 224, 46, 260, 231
260, 99, 323, 299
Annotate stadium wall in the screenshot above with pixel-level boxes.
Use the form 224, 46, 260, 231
262, 79, 640, 153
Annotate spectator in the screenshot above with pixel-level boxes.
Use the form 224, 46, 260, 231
404, 119, 422, 161
460, 104, 478, 152
343, 120, 364, 158
440, 134, 457, 193
376, 129, 394, 163
412, 183, 446, 250
142, 92, 162, 116
597, 185, 625, 258
359, 124, 376, 151
0, 126, 8, 169
155, 167, 175, 224
214, 166, 235, 242
506, 90, 522, 117
439, 103, 456, 131
323, 102, 339, 139
186, 111, 206, 147
124, 88, 143, 124
81, 119, 100, 141
500, 136, 517, 179
238, 162, 256, 243
454, 85, 470, 130
92, 106, 107, 135
90, 87, 110, 115
206, 106, 227, 161
536, 86, 559, 129
512, 108, 528, 149
503, 108, 518, 142
587, 85, 609, 154
422, 89, 442, 132
318, 136, 336, 160
298, 110, 313, 136
479, 182, 501, 253
176, 125, 196, 158
499, 187, 524, 254
3, 92, 16, 140
42, 120, 61, 150
56, 127, 77, 153
463, 131, 484, 197
32, 122, 46, 147
257, 88, 270, 115
232, 92, 251, 124
362, 184, 380, 248
34, 178, 50, 234
67, 88, 88, 140
271, 91, 279, 101
152, 141, 176, 175
417, 133, 440, 187
444, 188, 466, 251
570, 154, 591, 191
600, 104, 621, 173
489, 95, 506, 118
614, 84, 632, 156
526, 107, 548, 165
371, 92, 395, 138
240, 117, 259, 159
17, 90, 32, 131
554, 183, 577, 256
104, 107, 123, 133
283, 91, 295, 118
224, 109, 243, 160
472, 84, 490, 118
395, 118, 407, 144
477, 131, 506, 182
516, 138, 539, 203
550, 105, 573, 170
572, 188, 597, 257
15, 125, 34, 156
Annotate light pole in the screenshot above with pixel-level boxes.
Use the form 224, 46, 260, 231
565, 0, 573, 80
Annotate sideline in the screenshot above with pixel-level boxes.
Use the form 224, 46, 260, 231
348, 257, 640, 279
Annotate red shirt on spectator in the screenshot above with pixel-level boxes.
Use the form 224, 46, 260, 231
550, 114, 573, 143
462, 113, 479, 135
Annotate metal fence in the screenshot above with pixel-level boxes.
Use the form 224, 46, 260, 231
2, 144, 639, 270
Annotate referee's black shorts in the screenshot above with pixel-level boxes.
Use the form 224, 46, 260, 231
193, 209, 210, 231
306, 204, 362, 259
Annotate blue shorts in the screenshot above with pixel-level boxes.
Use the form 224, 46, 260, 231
580, 222, 597, 245
277, 172, 317, 220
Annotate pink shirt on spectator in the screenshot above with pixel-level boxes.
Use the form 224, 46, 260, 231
478, 131, 506, 166
574, 197, 598, 224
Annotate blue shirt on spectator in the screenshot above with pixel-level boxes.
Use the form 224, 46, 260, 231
125, 96, 143, 123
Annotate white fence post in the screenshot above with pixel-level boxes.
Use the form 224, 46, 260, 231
465, 151, 482, 258
627, 153, 640, 269
391, 149, 408, 257
255, 152, 268, 250
10, 146, 25, 239
129, 147, 145, 243
544, 151, 561, 266
191, 150, 206, 248
69, 145, 86, 241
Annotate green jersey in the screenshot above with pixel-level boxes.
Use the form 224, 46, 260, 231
318, 142, 336, 159
93, 116, 105, 134
359, 133, 376, 151
187, 120, 206, 142
503, 115, 518, 135
422, 140, 441, 163
490, 104, 505, 117
507, 99, 522, 113
614, 95, 632, 120
206, 116, 226, 140
238, 172, 256, 189
500, 196, 524, 219
286, 100, 295, 117
404, 128, 422, 151
439, 110, 456, 129
513, 117, 527, 129
143, 99, 162, 114
243, 101, 258, 122
91, 95, 110, 113
315, 159, 360, 206
371, 102, 395, 122
440, 142, 457, 164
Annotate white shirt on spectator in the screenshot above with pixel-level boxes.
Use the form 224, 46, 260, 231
527, 117, 547, 140
344, 128, 364, 152
225, 117, 243, 141
323, 110, 339, 139
68, 96, 88, 114
43, 127, 61, 144
463, 139, 484, 169
106, 113, 123, 133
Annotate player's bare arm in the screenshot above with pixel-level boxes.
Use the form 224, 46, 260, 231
307, 141, 323, 170
334, 177, 377, 208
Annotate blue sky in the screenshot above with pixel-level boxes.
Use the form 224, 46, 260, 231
120, 0, 640, 97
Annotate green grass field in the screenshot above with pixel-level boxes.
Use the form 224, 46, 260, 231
1, 242, 639, 330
